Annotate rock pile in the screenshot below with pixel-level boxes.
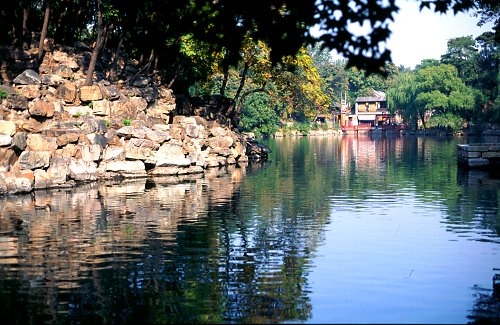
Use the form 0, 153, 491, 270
0, 46, 251, 195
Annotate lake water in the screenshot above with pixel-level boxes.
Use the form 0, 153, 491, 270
0, 134, 499, 324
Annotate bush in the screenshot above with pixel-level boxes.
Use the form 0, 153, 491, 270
427, 113, 463, 132
239, 93, 280, 137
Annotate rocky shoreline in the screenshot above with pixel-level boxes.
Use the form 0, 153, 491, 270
0, 45, 270, 196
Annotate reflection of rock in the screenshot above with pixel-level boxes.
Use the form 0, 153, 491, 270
0, 164, 246, 291
0, 237, 18, 265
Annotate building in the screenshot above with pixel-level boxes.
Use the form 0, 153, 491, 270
341, 90, 389, 133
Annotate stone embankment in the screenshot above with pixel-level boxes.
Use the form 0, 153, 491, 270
457, 143, 500, 169
0, 45, 265, 195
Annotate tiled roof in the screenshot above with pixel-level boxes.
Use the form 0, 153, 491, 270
355, 91, 386, 103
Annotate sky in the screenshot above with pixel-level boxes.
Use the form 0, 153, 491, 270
386, 0, 494, 68
326, 0, 495, 69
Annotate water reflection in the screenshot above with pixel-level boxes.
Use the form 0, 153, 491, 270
0, 135, 499, 323
0, 164, 318, 324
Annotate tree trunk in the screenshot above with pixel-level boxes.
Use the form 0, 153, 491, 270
109, 31, 124, 79
84, 0, 104, 86
220, 65, 229, 98
233, 62, 250, 104
22, 3, 30, 49
37, 0, 51, 64
128, 48, 155, 86
419, 112, 427, 130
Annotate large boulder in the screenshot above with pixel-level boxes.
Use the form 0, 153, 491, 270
13, 69, 41, 85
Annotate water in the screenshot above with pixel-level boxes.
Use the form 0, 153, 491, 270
0, 134, 499, 324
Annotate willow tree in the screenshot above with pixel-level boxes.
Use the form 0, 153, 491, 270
388, 64, 477, 130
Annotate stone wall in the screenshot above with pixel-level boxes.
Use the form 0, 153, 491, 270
457, 143, 500, 168
0, 46, 251, 195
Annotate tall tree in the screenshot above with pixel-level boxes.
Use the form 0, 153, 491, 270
388, 64, 477, 130
441, 35, 479, 86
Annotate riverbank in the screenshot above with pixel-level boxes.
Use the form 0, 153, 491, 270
0, 45, 270, 196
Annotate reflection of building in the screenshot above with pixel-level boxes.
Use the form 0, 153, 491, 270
341, 90, 390, 134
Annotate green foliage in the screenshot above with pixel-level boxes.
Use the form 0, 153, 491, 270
293, 122, 311, 135
427, 112, 464, 132
123, 119, 131, 126
388, 64, 477, 130
239, 93, 280, 137
0, 90, 7, 98
441, 35, 479, 85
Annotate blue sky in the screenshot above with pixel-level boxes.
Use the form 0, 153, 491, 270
321, 0, 495, 69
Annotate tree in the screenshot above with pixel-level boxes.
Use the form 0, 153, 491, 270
441, 35, 479, 85
37, 0, 50, 64
474, 31, 499, 100
388, 64, 477, 130
84, 0, 105, 86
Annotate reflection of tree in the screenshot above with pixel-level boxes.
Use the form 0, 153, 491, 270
467, 274, 500, 324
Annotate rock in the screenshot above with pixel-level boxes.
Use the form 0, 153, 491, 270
79, 85, 103, 101
207, 136, 233, 150
100, 85, 121, 100
0, 148, 18, 172
28, 98, 55, 117
0, 135, 12, 147
15, 84, 41, 99
169, 124, 186, 141
125, 138, 156, 161
52, 51, 79, 70
26, 134, 57, 152
145, 129, 170, 143
80, 144, 101, 162
0, 121, 17, 136
47, 157, 71, 185
132, 76, 150, 87
20, 118, 45, 133
56, 81, 77, 102
104, 160, 147, 177
129, 96, 148, 113
155, 142, 191, 167
13, 69, 41, 85
52, 65, 74, 79
102, 146, 125, 161
18, 151, 51, 170
117, 125, 146, 139
66, 105, 93, 117
87, 133, 107, 147
68, 158, 97, 181
1, 170, 34, 193
34, 169, 53, 189
56, 132, 80, 146
11, 132, 28, 151
92, 99, 110, 116
6, 94, 29, 110
80, 118, 107, 134
41, 74, 64, 86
